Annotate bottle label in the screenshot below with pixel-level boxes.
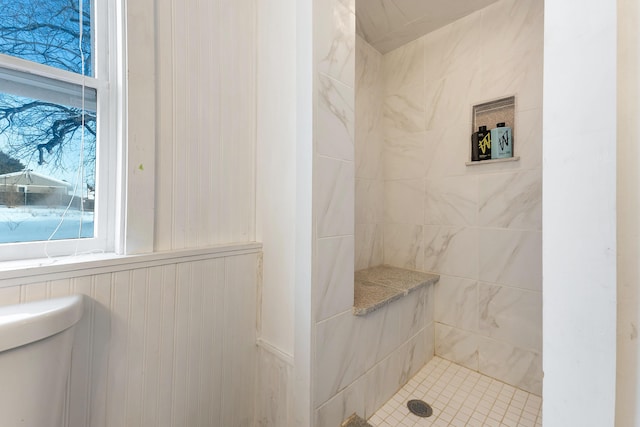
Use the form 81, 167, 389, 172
498, 131, 510, 150
479, 133, 491, 156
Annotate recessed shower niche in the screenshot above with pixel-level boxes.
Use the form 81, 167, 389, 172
468, 95, 520, 165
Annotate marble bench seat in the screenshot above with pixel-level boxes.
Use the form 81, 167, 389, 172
353, 265, 439, 316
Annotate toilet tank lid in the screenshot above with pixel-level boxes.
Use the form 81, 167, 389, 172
0, 295, 84, 353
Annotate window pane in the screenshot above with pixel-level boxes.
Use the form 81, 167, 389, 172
0, 88, 96, 244
0, 0, 92, 76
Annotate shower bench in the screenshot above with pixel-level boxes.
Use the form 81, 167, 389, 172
353, 265, 439, 316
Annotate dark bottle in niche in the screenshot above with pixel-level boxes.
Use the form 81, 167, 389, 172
471, 126, 491, 161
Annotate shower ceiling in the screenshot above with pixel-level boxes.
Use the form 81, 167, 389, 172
356, 0, 500, 53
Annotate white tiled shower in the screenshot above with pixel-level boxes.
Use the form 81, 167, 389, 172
354, 0, 543, 401
308, 0, 544, 425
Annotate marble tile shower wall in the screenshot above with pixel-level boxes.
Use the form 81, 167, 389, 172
355, 35, 384, 271
312, 1, 436, 426
380, 0, 543, 395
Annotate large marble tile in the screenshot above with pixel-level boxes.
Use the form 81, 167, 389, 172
355, 0, 407, 45
480, 47, 543, 114
513, 107, 542, 170
480, 0, 544, 61
315, 312, 369, 408
356, 74, 383, 135
317, 74, 355, 161
435, 323, 478, 371
315, 236, 355, 322
478, 169, 542, 230
478, 283, 542, 352
355, 37, 384, 182
396, 287, 428, 339
424, 125, 473, 179
369, 16, 433, 55
369, 0, 491, 57
423, 225, 478, 279
355, 178, 383, 225
315, 375, 366, 427
383, 84, 426, 138
424, 68, 481, 131
364, 329, 428, 417
391, 0, 484, 25
434, 276, 478, 331
422, 10, 482, 79
315, 156, 355, 238
355, 265, 438, 294
383, 223, 424, 270
355, 223, 383, 270
424, 285, 435, 327
355, 130, 383, 181
356, 76, 383, 135
478, 229, 542, 291
356, 35, 382, 95
315, 0, 355, 87
384, 132, 427, 180
478, 0, 543, 114
425, 321, 435, 360
382, 37, 424, 93
315, 306, 400, 407
478, 337, 542, 395
356, 122, 382, 183
384, 179, 425, 225
359, 309, 402, 367
425, 175, 478, 226
422, 126, 461, 178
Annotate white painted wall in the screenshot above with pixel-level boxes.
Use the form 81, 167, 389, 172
256, 0, 297, 359
122, 0, 156, 254
543, 1, 618, 426
254, 2, 300, 425
616, 0, 640, 425
294, 0, 315, 425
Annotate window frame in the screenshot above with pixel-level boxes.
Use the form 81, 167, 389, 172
0, 0, 121, 261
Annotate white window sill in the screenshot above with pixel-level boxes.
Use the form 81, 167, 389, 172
0, 242, 262, 288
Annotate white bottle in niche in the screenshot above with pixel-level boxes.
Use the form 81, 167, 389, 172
490, 122, 513, 159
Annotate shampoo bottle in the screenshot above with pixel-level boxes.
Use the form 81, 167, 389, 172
471, 127, 482, 161
477, 126, 491, 160
490, 122, 513, 159
472, 126, 491, 161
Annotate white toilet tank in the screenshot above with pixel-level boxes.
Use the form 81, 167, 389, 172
0, 294, 84, 427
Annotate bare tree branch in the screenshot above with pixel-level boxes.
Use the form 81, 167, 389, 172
0, 0, 96, 180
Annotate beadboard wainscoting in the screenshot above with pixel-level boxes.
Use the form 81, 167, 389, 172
0, 245, 260, 427
155, 0, 257, 250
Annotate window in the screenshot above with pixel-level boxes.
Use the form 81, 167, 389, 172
0, 0, 117, 260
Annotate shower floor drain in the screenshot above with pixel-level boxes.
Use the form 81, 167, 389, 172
407, 399, 433, 418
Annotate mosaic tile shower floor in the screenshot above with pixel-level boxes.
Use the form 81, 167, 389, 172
368, 357, 542, 427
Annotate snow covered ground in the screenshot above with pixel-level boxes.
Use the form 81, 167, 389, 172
0, 206, 94, 243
